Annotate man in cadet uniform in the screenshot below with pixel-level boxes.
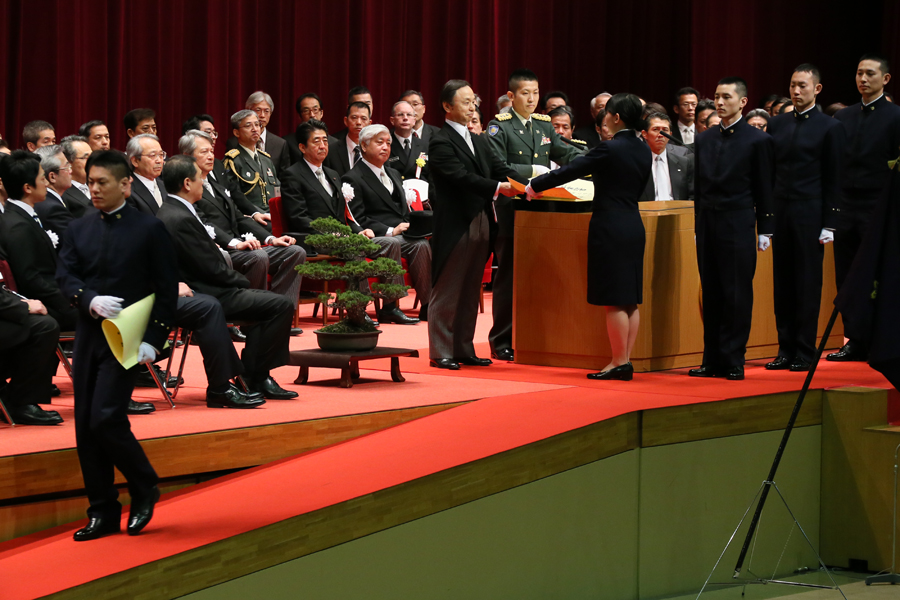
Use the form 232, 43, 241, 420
223, 110, 279, 217
485, 68, 581, 362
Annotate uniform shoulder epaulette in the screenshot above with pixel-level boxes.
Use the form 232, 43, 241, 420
224, 149, 240, 159
572, 139, 587, 145
532, 113, 551, 122
496, 113, 512, 121
259, 149, 271, 158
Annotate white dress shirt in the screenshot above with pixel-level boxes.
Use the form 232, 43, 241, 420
305, 159, 333, 196
135, 173, 163, 207
72, 180, 90, 199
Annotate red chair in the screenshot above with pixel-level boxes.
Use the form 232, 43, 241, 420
268, 195, 285, 237
480, 253, 494, 313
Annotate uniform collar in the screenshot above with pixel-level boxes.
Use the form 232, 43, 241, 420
512, 108, 533, 127
99, 201, 128, 221
239, 143, 258, 160
862, 94, 886, 110
720, 115, 744, 136
794, 105, 816, 120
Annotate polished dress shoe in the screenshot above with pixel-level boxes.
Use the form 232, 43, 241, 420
430, 358, 460, 370
826, 341, 867, 362
228, 325, 246, 343
206, 385, 266, 409
248, 376, 299, 400
364, 314, 380, 327
73, 516, 120, 541
418, 303, 428, 322
378, 306, 419, 325
50, 384, 61, 397
688, 365, 720, 377
725, 366, 745, 380
127, 400, 156, 415
1, 404, 63, 425
290, 328, 304, 336
456, 356, 493, 366
491, 348, 515, 362
127, 485, 160, 536
587, 362, 634, 380
765, 356, 792, 370
135, 364, 181, 388
790, 360, 812, 372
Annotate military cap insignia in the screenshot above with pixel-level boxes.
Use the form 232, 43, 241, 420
532, 113, 551, 122
224, 149, 240, 158
496, 113, 512, 121
489, 124, 500, 136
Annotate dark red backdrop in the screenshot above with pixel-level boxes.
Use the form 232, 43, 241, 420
0, 0, 896, 153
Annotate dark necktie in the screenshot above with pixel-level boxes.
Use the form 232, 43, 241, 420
404, 138, 411, 153
352, 145, 361, 167
526, 121, 532, 133
31, 213, 43, 228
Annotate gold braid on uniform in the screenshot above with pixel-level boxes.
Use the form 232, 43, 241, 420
532, 113, 551, 122
223, 148, 262, 197
495, 113, 512, 121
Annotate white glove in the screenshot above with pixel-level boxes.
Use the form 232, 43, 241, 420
90, 295, 124, 319
757, 235, 771, 251
137, 342, 157, 365
531, 164, 551, 177
819, 228, 834, 244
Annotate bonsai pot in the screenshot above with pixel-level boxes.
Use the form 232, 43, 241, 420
315, 329, 382, 351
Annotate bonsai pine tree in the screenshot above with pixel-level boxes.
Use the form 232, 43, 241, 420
295, 217, 408, 333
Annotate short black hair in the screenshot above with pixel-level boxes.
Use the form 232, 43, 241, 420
778, 103, 793, 115
182, 114, 214, 135
717, 77, 748, 99
79, 120, 106, 138
440, 79, 471, 107
542, 90, 568, 110
548, 105, 575, 126
399, 90, 424, 104
0, 150, 41, 199
124, 108, 156, 132
86, 150, 131, 181
758, 93, 781, 109
604, 93, 644, 130
160, 154, 198, 193
296, 119, 329, 146
771, 97, 790, 113
595, 108, 606, 128
859, 53, 890, 75
22, 121, 55, 145
348, 86, 371, 103
0, 139, 10, 151
794, 63, 822, 84
674, 87, 700, 106
295, 92, 322, 116
642, 112, 671, 130
508, 68, 539, 93
346, 101, 371, 117
697, 98, 716, 113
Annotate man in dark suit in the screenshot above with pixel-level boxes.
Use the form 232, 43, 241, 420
280, 120, 413, 324
690, 77, 775, 381
766, 64, 845, 372
0, 287, 63, 425
284, 93, 340, 167
56, 150, 178, 540
33, 145, 76, 242
156, 155, 298, 401
388, 100, 431, 182
639, 113, 694, 201
60, 136, 94, 218
670, 87, 700, 146
427, 80, 525, 369
829, 53, 900, 362
225, 91, 290, 176
324, 102, 371, 177
343, 124, 431, 323
399, 90, 442, 146
125, 134, 167, 215
573, 93, 610, 149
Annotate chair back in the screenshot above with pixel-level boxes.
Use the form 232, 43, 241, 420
268, 196, 284, 237
0, 260, 18, 291
482, 253, 494, 285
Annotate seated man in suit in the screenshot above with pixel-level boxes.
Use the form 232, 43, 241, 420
388, 100, 431, 185
180, 129, 306, 330
0, 286, 63, 425
225, 91, 290, 176
639, 112, 694, 201
343, 124, 431, 322
34, 145, 75, 242
78, 120, 111, 151
125, 134, 167, 215
124, 108, 157, 140
22, 120, 56, 152
399, 90, 441, 145
157, 155, 298, 400
324, 102, 372, 178
60, 136, 94, 218
223, 110, 279, 217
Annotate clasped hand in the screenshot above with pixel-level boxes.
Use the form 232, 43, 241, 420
90, 295, 124, 319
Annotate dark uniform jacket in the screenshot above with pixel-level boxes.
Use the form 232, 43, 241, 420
834, 95, 900, 206
486, 110, 581, 177
223, 146, 280, 214
226, 131, 290, 176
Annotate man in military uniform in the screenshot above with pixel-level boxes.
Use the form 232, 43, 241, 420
223, 110, 279, 216
486, 68, 581, 362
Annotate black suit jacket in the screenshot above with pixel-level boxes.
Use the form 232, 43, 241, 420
323, 130, 354, 177
280, 160, 362, 234
195, 178, 272, 247
342, 162, 409, 237
127, 176, 168, 216
226, 130, 290, 176
639, 146, 694, 201
61, 186, 93, 219
34, 190, 74, 243
155, 198, 251, 299
428, 123, 525, 279
573, 125, 601, 149
416, 123, 441, 146
387, 131, 430, 180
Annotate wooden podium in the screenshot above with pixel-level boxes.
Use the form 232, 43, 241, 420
513, 200, 844, 372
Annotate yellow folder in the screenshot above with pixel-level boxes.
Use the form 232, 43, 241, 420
102, 294, 155, 369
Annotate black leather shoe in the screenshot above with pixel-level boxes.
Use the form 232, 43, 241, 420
430, 358, 460, 370
365, 314, 380, 327
418, 304, 428, 322
73, 516, 120, 541
135, 365, 181, 388
248, 376, 299, 400
127, 486, 160, 536
826, 341, 867, 362
1, 404, 63, 425
790, 360, 812, 372
688, 365, 720, 377
228, 325, 246, 343
50, 384, 61, 397
456, 356, 492, 366
291, 328, 304, 336
725, 366, 745, 380
206, 385, 267, 409
587, 362, 634, 380
127, 400, 156, 415
491, 348, 515, 362
765, 356, 792, 370
378, 307, 419, 325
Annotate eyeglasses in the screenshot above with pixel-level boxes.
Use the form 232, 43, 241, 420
300, 106, 322, 115
59, 164, 73, 172
202, 129, 218, 139
253, 108, 272, 116
240, 122, 261, 130
141, 152, 167, 160
679, 102, 698, 109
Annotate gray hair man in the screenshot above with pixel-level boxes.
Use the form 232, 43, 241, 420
58, 135, 93, 217
33, 144, 74, 240
224, 90, 289, 174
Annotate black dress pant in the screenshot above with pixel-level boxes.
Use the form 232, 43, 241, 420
696, 208, 758, 368
176, 294, 244, 389
0, 313, 59, 407
217, 288, 293, 380
773, 198, 824, 363
73, 322, 158, 520
833, 195, 876, 342
488, 197, 513, 353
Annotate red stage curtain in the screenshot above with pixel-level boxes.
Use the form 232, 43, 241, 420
0, 0, 892, 153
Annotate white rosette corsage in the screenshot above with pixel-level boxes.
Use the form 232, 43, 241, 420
405, 188, 418, 207
241, 233, 258, 242
46, 229, 59, 248
204, 224, 216, 239
341, 182, 355, 202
